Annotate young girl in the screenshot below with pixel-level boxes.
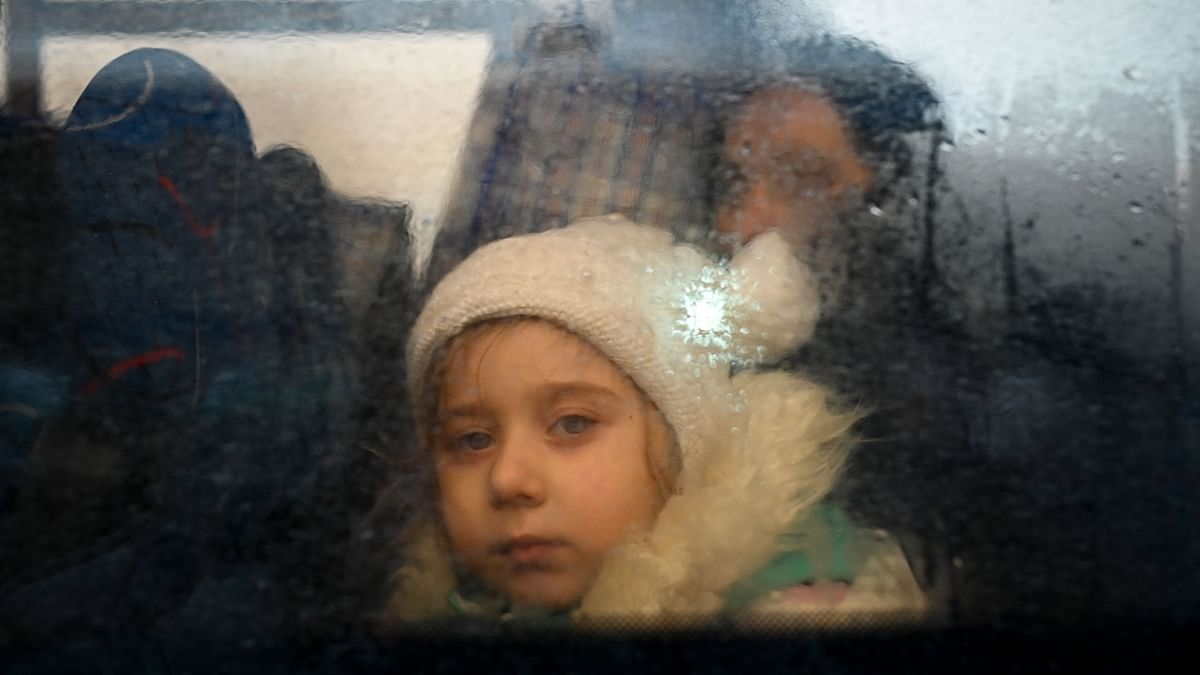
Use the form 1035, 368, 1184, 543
381, 214, 927, 628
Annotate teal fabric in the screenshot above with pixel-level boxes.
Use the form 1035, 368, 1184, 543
446, 586, 573, 628
721, 503, 862, 612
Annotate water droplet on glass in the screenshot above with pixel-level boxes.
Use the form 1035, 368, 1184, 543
1128, 201, 1144, 214
869, 204, 884, 217
1111, 151, 1127, 163
1123, 66, 1141, 81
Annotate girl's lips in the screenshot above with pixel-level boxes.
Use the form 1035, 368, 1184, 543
493, 536, 564, 564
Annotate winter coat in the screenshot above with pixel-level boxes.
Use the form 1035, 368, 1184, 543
380, 369, 928, 630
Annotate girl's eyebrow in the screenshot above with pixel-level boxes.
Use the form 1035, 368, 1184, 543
436, 401, 488, 422
437, 382, 627, 421
539, 381, 624, 406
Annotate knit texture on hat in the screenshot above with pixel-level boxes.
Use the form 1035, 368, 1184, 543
407, 213, 821, 477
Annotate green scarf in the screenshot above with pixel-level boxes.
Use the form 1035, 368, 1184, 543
446, 579, 574, 628
720, 502, 864, 612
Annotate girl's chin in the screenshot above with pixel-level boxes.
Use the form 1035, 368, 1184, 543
501, 574, 587, 613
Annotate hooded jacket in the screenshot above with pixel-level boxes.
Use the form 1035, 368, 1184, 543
381, 368, 927, 630
382, 217, 929, 631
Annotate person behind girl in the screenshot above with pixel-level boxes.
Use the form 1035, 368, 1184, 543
707, 37, 957, 613
377, 214, 926, 628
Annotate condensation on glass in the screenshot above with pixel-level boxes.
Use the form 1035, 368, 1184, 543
1, 0, 1197, 648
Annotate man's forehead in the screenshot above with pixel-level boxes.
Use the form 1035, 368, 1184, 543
730, 86, 847, 135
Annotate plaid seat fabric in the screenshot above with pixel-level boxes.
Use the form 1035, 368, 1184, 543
426, 49, 718, 286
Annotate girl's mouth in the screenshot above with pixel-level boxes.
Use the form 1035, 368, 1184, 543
494, 535, 565, 564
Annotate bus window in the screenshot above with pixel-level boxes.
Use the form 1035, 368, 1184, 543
1, 0, 1197, 663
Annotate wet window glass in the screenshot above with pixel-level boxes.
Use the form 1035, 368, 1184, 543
2, 0, 1197, 665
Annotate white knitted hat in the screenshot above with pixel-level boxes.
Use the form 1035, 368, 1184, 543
406, 214, 821, 473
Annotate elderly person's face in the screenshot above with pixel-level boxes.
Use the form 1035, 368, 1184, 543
715, 86, 873, 256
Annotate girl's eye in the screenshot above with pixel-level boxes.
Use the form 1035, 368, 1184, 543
552, 415, 594, 436
453, 431, 493, 452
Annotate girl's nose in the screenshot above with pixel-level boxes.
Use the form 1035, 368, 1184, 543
487, 434, 547, 508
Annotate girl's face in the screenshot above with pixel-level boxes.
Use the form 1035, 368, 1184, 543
431, 320, 672, 611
